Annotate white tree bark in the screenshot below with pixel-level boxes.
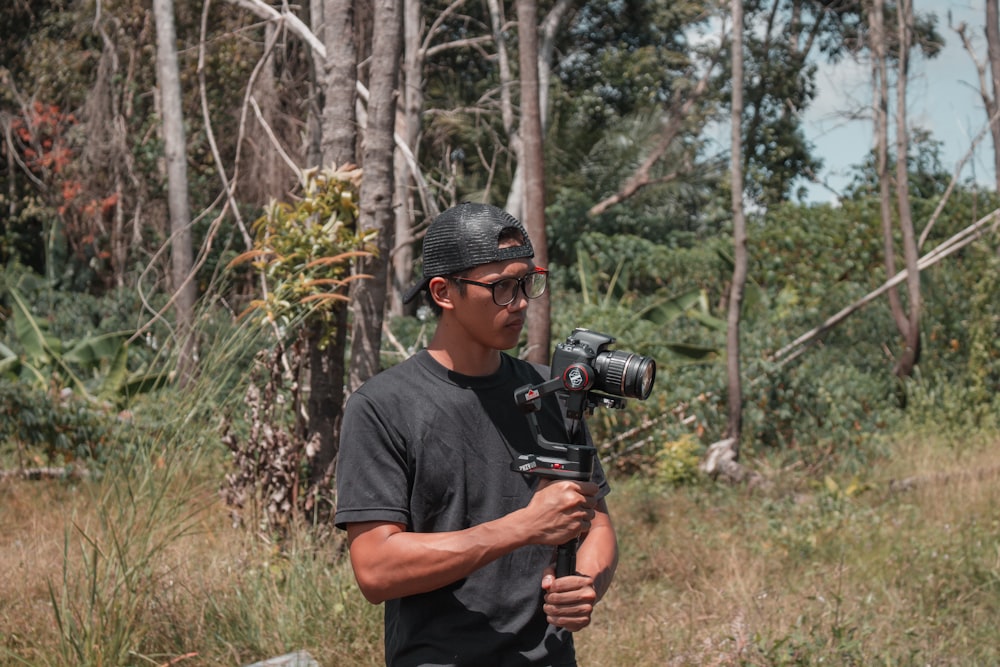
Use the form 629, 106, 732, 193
153, 0, 198, 384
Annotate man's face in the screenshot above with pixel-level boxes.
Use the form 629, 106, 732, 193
448, 257, 538, 352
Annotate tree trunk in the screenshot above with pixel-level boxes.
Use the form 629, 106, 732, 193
152, 0, 198, 386
517, 0, 550, 364
321, 0, 360, 166
869, 0, 910, 345
349, 0, 402, 390
390, 0, 424, 318
307, 0, 359, 488
893, 0, 920, 378
726, 0, 747, 445
987, 0, 1000, 192
505, 0, 573, 222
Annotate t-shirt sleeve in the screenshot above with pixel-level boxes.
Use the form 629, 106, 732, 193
334, 390, 411, 530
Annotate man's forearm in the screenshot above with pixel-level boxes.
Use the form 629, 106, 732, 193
348, 516, 532, 603
573, 503, 618, 601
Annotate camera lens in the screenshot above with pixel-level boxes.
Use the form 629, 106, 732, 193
593, 350, 656, 400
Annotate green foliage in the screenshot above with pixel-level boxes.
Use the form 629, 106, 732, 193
231, 166, 374, 343
221, 166, 377, 536
557, 231, 729, 296
0, 283, 167, 406
899, 368, 1000, 444
0, 379, 115, 464
0, 266, 194, 467
844, 130, 954, 201
965, 251, 1000, 402
545, 127, 729, 261
653, 435, 702, 486
551, 187, 997, 477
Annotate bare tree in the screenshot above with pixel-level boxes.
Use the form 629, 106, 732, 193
304, 0, 359, 489
955, 0, 1000, 193
989, 0, 1000, 192
989, 0, 1000, 191
152, 0, 198, 385
350, 0, 403, 389
870, 0, 903, 335
869, 0, 920, 380
390, 0, 426, 319
505, 0, 573, 221
703, 2, 749, 483
389, 0, 459, 317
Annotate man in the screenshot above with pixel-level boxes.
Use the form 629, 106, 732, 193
335, 202, 618, 667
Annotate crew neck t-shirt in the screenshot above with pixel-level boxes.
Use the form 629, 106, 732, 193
335, 350, 610, 667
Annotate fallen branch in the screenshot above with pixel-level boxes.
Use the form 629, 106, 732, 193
771, 207, 1000, 365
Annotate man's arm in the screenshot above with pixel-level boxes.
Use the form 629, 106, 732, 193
540, 498, 618, 631
575, 498, 618, 600
346, 479, 600, 604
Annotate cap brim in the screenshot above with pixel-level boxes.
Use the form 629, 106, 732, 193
402, 277, 430, 304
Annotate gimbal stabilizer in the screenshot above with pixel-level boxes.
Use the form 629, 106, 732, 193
511, 329, 656, 577
511, 377, 614, 577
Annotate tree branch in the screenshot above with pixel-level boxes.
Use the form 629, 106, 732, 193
587, 37, 725, 218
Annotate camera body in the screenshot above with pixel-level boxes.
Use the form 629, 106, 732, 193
549, 328, 656, 419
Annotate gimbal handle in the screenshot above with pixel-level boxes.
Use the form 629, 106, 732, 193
512, 381, 597, 578
556, 539, 578, 578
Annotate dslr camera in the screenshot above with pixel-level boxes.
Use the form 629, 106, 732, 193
512, 328, 656, 480
548, 328, 656, 418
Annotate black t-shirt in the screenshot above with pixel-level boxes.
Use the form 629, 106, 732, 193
335, 350, 609, 667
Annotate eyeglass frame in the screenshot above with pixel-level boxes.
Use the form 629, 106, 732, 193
448, 267, 549, 307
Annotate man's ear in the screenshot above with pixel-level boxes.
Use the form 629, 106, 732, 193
427, 276, 455, 311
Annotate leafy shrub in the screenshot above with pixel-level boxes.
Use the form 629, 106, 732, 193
0, 380, 116, 464
653, 435, 702, 486
899, 368, 999, 443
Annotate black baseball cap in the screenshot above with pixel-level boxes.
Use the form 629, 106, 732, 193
402, 203, 535, 304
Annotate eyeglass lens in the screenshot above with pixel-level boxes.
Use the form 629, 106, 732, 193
493, 271, 546, 306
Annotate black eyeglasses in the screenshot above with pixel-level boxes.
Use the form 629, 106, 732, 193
450, 268, 548, 306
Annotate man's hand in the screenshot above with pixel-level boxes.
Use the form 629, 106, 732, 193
540, 567, 598, 631
522, 478, 598, 546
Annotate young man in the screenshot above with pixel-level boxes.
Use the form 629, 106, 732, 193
335, 202, 618, 667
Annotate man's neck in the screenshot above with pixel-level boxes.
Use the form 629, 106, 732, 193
426, 327, 502, 377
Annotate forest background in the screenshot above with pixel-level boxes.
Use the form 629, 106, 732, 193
1, 0, 999, 665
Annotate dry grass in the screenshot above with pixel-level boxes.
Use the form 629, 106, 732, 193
2, 433, 999, 666
0, 481, 76, 661
578, 434, 1000, 666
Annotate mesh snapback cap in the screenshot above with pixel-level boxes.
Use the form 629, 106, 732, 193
403, 202, 535, 304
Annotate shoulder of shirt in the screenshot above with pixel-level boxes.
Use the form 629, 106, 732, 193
349, 353, 426, 398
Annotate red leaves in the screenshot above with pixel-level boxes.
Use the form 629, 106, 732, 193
13, 100, 120, 269
11, 101, 76, 174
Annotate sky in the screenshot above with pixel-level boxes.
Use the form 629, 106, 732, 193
802, 0, 996, 204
